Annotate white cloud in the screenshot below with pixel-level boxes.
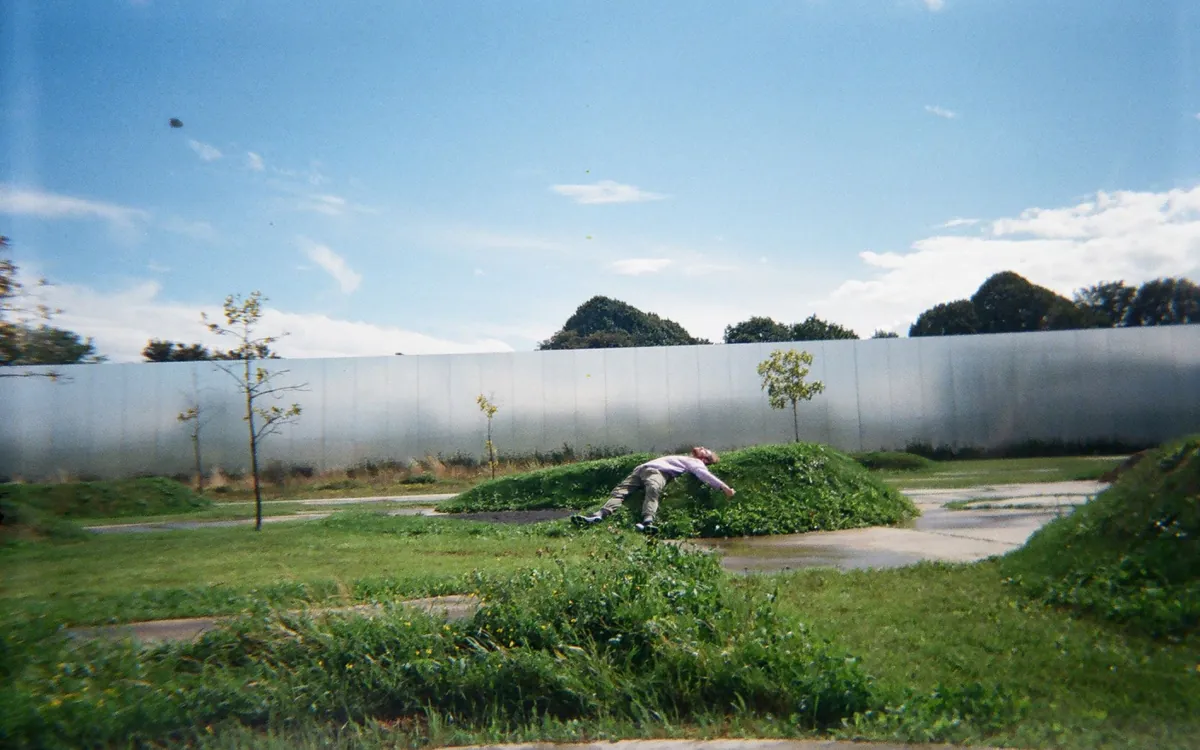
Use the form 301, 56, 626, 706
810, 184, 1200, 336
924, 105, 957, 119
611, 258, 673, 275
551, 180, 668, 205
474, 268, 485, 276
187, 139, 222, 161
923, 0, 945, 10
26, 279, 513, 363
300, 239, 362, 293
246, 152, 265, 171
0, 184, 149, 226
294, 193, 374, 217
940, 217, 979, 228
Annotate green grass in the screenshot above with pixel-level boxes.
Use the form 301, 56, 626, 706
880, 455, 1125, 489
79, 499, 431, 527
851, 450, 936, 472
999, 435, 1200, 639
759, 562, 1200, 749
0, 477, 212, 519
439, 443, 919, 539
0, 512, 584, 626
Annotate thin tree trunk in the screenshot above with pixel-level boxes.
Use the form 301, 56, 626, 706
792, 401, 799, 442
193, 427, 204, 493
244, 358, 261, 531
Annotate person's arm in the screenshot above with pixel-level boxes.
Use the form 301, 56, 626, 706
687, 461, 735, 496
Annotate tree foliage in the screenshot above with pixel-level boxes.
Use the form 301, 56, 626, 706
756, 348, 826, 442
1, 235, 103, 375
790, 314, 859, 341
538, 295, 707, 350
724, 314, 859, 344
143, 339, 216, 362
204, 291, 306, 530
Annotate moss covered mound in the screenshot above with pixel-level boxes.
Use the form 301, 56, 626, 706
439, 442, 918, 539
0, 477, 212, 520
1000, 434, 1200, 639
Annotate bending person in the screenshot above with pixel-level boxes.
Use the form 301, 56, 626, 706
571, 446, 735, 534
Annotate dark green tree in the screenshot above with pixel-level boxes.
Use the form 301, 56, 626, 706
142, 339, 216, 362
1074, 281, 1138, 327
789, 314, 859, 341
538, 295, 705, 350
909, 299, 980, 337
723, 316, 792, 344
871, 329, 899, 339
969, 271, 1079, 333
1126, 277, 1200, 326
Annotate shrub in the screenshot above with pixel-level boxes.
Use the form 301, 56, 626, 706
401, 474, 437, 485
999, 434, 1200, 639
1, 538, 877, 747
0, 499, 90, 547
440, 443, 918, 539
0, 477, 211, 520
851, 451, 936, 472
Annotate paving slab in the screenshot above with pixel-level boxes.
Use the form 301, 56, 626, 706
67, 595, 481, 645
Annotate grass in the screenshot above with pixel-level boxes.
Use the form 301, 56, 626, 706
0, 477, 211, 519
999, 434, 1200, 639
439, 442, 919, 539
760, 562, 1200, 749
851, 451, 936, 472
0, 512, 586, 626
880, 455, 1126, 489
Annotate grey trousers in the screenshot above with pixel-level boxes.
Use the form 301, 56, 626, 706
599, 467, 668, 520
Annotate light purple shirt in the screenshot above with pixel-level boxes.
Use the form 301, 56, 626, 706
637, 455, 731, 492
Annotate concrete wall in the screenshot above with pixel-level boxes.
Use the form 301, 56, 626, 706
2, 324, 1199, 480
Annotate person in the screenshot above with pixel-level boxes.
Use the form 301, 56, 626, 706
571, 446, 735, 534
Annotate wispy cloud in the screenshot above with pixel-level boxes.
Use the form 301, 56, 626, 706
187, 139, 223, 161
923, 0, 946, 10
924, 105, 958, 119
611, 258, 673, 276
551, 180, 668, 205
294, 193, 375, 217
940, 217, 979, 228
0, 184, 149, 226
300, 238, 362, 293
246, 152, 265, 171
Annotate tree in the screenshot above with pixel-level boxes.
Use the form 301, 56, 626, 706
143, 339, 214, 362
1, 235, 101, 377
538, 295, 706, 349
177, 403, 208, 492
871, 329, 899, 339
756, 348, 826, 443
1074, 281, 1138, 327
909, 300, 980, 337
203, 291, 307, 530
789, 315, 859, 341
723, 316, 792, 344
1126, 277, 1200, 326
476, 394, 499, 479
970, 271, 1087, 334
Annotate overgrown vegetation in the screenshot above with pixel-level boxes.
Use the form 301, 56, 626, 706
0, 477, 210, 520
0, 499, 89, 547
439, 443, 917, 538
1, 538, 879, 749
1000, 434, 1200, 639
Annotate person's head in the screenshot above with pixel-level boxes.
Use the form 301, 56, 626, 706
691, 446, 719, 465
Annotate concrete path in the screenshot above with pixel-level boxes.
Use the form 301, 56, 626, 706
684, 481, 1104, 574
211, 493, 459, 507
442, 740, 1006, 750
66, 594, 480, 645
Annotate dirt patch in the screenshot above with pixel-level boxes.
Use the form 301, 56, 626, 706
1099, 449, 1151, 483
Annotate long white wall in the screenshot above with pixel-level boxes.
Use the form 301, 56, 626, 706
2, 325, 1198, 480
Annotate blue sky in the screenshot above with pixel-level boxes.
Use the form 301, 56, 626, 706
3, 0, 1200, 361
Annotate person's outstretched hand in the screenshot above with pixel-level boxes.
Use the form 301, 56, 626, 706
723, 486, 735, 498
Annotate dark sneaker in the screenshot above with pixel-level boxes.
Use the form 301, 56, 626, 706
571, 513, 604, 527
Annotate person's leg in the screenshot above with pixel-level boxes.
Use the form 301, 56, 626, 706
635, 470, 667, 532
572, 471, 642, 525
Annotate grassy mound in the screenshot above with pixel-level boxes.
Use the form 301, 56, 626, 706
0, 477, 211, 520
0, 499, 89, 547
1000, 434, 1200, 639
440, 442, 918, 538
2, 538, 878, 748
851, 451, 936, 472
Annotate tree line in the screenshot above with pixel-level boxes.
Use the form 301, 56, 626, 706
538, 271, 1198, 349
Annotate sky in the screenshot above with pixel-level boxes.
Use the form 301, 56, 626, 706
2, 0, 1200, 362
